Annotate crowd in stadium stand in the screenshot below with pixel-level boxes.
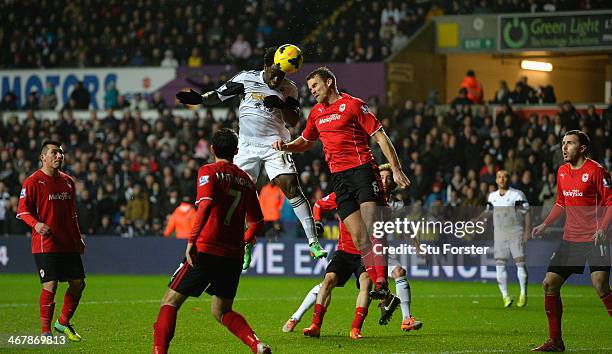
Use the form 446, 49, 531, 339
0, 92, 610, 237
1, 0, 611, 237
2, 0, 608, 69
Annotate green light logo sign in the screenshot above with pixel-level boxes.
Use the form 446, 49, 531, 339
500, 12, 612, 51
503, 18, 528, 49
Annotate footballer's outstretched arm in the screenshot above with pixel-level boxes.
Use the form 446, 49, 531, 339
272, 136, 315, 153
281, 97, 300, 127
372, 129, 410, 188
176, 89, 222, 106
201, 91, 223, 106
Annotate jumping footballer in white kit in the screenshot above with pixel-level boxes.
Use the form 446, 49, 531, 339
176, 47, 327, 260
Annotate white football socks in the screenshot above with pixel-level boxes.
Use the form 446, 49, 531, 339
496, 263, 509, 298
516, 262, 528, 296
395, 276, 411, 319
289, 194, 317, 244
291, 283, 321, 321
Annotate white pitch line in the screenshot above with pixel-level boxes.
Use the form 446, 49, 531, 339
0, 293, 588, 308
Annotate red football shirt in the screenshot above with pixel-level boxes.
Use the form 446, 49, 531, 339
554, 159, 612, 242
193, 161, 263, 258
17, 170, 82, 254
313, 192, 360, 255
302, 93, 382, 173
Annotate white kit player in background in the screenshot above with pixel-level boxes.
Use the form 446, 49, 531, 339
175, 47, 328, 259
481, 170, 532, 308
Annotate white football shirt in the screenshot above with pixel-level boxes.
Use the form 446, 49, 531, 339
487, 187, 530, 240
216, 70, 298, 145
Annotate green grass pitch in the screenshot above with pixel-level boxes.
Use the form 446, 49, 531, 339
0, 274, 610, 353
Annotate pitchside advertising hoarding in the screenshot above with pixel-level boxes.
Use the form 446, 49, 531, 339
0, 67, 175, 109
499, 11, 612, 51
1, 205, 608, 285
0, 236, 599, 285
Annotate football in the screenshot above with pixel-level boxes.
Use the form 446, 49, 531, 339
274, 44, 304, 74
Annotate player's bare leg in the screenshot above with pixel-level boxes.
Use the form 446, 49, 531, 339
591, 271, 612, 317
304, 273, 337, 337
350, 273, 371, 339
54, 278, 85, 341
515, 256, 528, 307
153, 289, 187, 354
40, 281, 58, 336
211, 296, 271, 353
496, 258, 512, 307
532, 272, 565, 352
275, 174, 327, 259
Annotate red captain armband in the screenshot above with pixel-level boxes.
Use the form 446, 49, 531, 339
19, 213, 38, 228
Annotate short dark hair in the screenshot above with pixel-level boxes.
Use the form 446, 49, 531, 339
41, 140, 62, 154
564, 130, 590, 150
467, 70, 475, 77
306, 67, 336, 89
211, 128, 239, 160
263, 47, 278, 67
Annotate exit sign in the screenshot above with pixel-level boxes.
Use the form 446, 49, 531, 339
462, 38, 494, 50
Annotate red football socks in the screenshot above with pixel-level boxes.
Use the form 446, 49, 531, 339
365, 266, 378, 284
222, 310, 260, 353
370, 237, 388, 280
544, 294, 563, 340
361, 249, 379, 283
39, 289, 56, 334
601, 290, 612, 317
351, 307, 368, 330
153, 304, 178, 351
58, 291, 81, 326
312, 303, 327, 327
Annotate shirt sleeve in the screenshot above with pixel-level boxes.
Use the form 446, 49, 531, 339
215, 72, 246, 102
595, 165, 612, 207
316, 193, 337, 212
554, 169, 566, 208
69, 177, 82, 236
195, 167, 216, 206
164, 211, 176, 237
246, 184, 264, 223
16, 179, 37, 225
485, 193, 494, 212
516, 190, 530, 214
351, 98, 382, 136
301, 108, 320, 141
313, 193, 337, 221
